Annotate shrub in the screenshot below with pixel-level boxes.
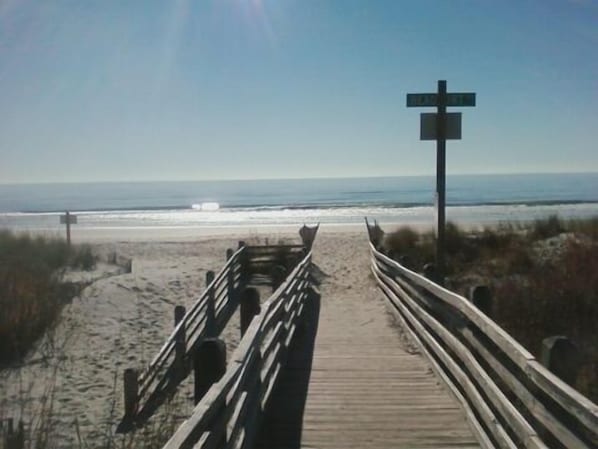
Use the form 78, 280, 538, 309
531, 214, 564, 239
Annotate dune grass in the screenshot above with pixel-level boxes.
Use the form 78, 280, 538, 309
0, 230, 97, 365
383, 215, 598, 403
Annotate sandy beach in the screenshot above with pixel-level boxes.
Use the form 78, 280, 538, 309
0, 225, 392, 447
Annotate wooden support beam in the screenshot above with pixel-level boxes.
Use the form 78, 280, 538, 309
123, 368, 139, 421
240, 288, 261, 337
469, 285, 493, 318
541, 336, 580, 387
174, 305, 186, 379
193, 338, 227, 404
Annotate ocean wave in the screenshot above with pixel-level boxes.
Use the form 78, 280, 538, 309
4, 198, 598, 215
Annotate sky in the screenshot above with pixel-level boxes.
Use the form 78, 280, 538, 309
0, 0, 597, 183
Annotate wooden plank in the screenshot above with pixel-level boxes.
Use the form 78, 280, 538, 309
372, 243, 598, 443
373, 266, 517, 449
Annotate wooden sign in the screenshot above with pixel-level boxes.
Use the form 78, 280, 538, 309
60, 211, 77, 245
420, 112, 462, 140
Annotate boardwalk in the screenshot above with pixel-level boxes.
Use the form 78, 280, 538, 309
256, 232, 480, 449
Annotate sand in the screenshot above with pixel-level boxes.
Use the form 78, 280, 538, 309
0, 225, 392, 447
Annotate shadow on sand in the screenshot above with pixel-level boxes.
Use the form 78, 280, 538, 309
254, 287, 321, 448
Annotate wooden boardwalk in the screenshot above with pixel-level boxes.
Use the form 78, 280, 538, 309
256, 233, 480, 449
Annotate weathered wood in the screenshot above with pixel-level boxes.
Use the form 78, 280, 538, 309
299, 223, 320, 250
123, 368, 139, 420
541, 336, 580, 387
374, 266, 520, 449
3, 419, 24, 449
423, 263, 437, 282
194, 338, 227, 405
270, 265, 287, 291
205, 271, 216, 338
469, 285, 492, 317
241, 288, 261, 337
460, 327, 588, 449
165, 251, 313, 449
174, 305, 187, 379
370, 241, 598, 448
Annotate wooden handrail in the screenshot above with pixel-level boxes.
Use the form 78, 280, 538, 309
368, 238, 598, 449
163, 251, 314, 449
118, 246, 247, 431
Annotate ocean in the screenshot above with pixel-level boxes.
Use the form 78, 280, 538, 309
1, 173, 598, 232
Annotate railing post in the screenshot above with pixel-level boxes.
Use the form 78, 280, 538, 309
123, 368, 139, 422
238, 241, 248, 283
193, 338, 227, 404
226, 248, 235, 302
541, 336, 580, 387
423, 263, 437, 282
3, 418, 24, 449
174, 305, 186, 378
468, 285, 493, 318
240, 288, 261, 337
271, 265, 286, 292
206, 271, 216, 337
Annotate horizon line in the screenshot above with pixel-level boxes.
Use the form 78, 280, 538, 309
1, 170, 598, 186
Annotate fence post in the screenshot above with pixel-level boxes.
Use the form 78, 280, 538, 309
423, 263, 437, 282
468, 285, 493, 318
238, 241, 248, 283
226, 248, 235, 302
123, 368, 139, 422
240, 288, 261, 336
206, 271, 216, 337
193, 338, 227, 404
174, 305, 186, 378
541, 336, 580, 387
271, 265, 286, 291
3, 418, 24, 449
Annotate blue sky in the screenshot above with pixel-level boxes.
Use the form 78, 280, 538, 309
1, 0, 597, 183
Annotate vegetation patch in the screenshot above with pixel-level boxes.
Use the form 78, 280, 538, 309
0, 230, 97, 365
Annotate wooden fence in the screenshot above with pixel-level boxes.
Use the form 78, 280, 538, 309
118, 245, 247, 431
162, 249, 315, 449
367, 221, 598, 449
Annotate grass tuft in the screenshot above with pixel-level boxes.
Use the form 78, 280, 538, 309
0, 230, 96, 365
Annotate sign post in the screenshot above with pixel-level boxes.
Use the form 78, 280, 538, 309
60, 211, 77, 246
407, 80, 476, 284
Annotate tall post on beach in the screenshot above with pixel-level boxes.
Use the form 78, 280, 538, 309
435, 80, 447, 284
406, 80, 476, 285
206, 271, 216, 337
60, 211, 77, 246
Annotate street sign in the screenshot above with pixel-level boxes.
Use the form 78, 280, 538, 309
446, 93, 476, 107
407, 92, 475, 107
60, 214, 77, 224
420, 113, 462, 140
406, 93, 438, 107
60, 211, 77, 245
406, 80, 477, 285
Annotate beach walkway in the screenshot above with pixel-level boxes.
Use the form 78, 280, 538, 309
256, 232, 480, 449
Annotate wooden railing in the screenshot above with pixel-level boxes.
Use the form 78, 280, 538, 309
118, 245, 247, 431
367, 228, 598, 448
162, 250, 314, 449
